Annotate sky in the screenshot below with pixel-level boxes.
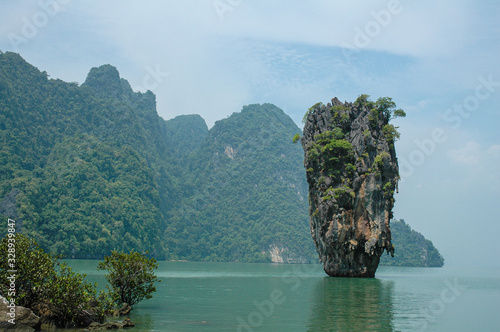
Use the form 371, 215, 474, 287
0, 0, 499, 268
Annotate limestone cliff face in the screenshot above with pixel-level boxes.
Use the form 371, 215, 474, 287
301, 97, 400, 277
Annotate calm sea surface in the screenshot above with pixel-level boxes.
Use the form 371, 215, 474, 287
62, 260, 500, 332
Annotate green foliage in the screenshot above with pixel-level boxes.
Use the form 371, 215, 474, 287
375, 97, 406, 124
382, 124, 401, 142
306, 123, 355, 190
309, 102, 323, 111
306, 146, 319, 162
322, 185, 352, 202
316, 128, 344, 141
333, 186, 349, 200
321, 139, 353, 165
98, 250, 160, 306
331, 105, 350, 113
162, 114, 209, 175
0, 53, 314, 264
354, 94, 373, 108
345, 163, 356, 176
374, 97, 396, 122
382, 181, 395, 197
302, 102, 323, 123
0, 233, 57, 308
339, 113, 348, 124
354, 95, 406, 129
16, 135, 165, 259
176, 103, 316, 263
393, 109, 406, 118
45, 263, 104, 327
380, 219, 444, 267
373, 152, 390, 170
0, 53, 171, 259
368, 108, 379, 126
292, 133, 301, 144
0, 233, 108, 328
322, 189, 333, 202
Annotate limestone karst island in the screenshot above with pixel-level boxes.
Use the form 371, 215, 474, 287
301, 96, 405, 277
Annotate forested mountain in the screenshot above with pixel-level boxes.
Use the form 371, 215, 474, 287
0, 52, 172, 258
0, 51, 313, 262
379, 219, 444, 267
0, 52, 443, 265
168, 104, 315, 262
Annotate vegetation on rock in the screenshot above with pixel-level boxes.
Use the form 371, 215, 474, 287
379, 219, 444, 267
0, 234, 107, 327
0, 233, 159, 328
301, 96, 404, 277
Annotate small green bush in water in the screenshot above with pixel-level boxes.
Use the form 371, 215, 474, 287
98, 250, 160, 306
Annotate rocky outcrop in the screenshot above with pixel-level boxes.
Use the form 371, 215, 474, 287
301, 96, 401, 277
112, 303, 131, 317
268, 245, 309, 264
83, 318, 135, 330
0, 296, 41, 331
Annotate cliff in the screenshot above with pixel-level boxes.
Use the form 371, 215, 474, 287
301, 96, 404, 277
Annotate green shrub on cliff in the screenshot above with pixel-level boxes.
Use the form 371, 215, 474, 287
354, 94, 373, 108
375, 96, 406, 122
303, 102, 323, 123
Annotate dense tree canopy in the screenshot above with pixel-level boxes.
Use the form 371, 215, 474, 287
380, 219, 444, 267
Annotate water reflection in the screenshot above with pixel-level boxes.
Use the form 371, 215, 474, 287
128, 312, 154, 331
307, 277, 394, 331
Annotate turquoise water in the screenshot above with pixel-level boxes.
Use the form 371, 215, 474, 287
65, 261, 500, 331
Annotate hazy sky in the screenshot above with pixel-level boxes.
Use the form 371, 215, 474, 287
1, 1, 499, 268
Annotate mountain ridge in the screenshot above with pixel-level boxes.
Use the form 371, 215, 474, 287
0, 51, 443, 266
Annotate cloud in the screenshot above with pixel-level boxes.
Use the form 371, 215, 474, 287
487, 145, 500, 158
446, 141, 500, 193
447, 141, 481, 166
208, 0, 474, 57
1, 0, 497, 127
447, 141, 500, 167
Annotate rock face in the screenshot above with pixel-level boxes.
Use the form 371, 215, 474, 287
301, 97, 400, 277
112, 303, 131, 317
0, 296, 41, 331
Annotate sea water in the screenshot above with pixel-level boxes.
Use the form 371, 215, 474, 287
64, 260, 500, 331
